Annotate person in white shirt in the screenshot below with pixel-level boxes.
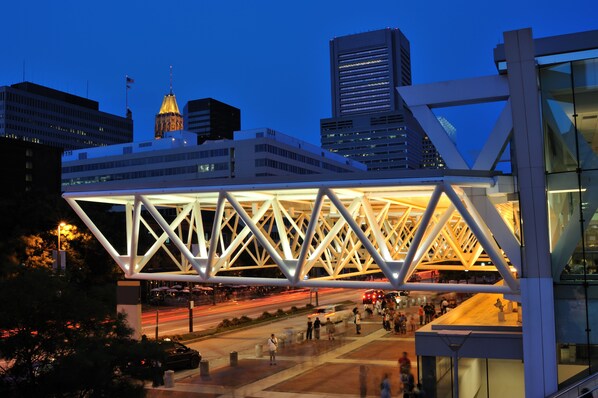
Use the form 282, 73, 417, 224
354, 311, 362, 334
267, 333, 278, 365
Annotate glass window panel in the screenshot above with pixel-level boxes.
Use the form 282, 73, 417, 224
541, 63, 577, 173
572, 59, 598, 170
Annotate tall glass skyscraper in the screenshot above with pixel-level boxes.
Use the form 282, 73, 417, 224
321, 28, 440, 170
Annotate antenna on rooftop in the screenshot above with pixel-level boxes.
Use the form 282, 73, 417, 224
169, 65, 173, 95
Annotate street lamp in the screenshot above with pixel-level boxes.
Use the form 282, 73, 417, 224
57, 222, 66, 250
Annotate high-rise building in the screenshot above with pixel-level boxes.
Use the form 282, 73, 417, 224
329, 28, 411, 117
0, 82, 133, 151
320, 28, 438, 171
184, 98, 240, 143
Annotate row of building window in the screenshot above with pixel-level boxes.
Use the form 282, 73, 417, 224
338, 47, 387, 60
2, 105, 127, 139
254, 158, 316, 175
255, 144, 322, 168
340, 94, 390, 106
340, 87, 389, 99
63, 148, 230, 173
341, 104, 391, 114
1, 93, 131, 129
2, 128, 113, 151
62, 163, 229, 185
323, 130, 407, 139
254, 144, 353, 171
339, 70, 388, 83
339, 64, 388, 76
340, 81, 389, 92
340, 76, 389, 87
338, 59, 385, 70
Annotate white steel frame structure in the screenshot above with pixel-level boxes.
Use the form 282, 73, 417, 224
64, 172, 520, 295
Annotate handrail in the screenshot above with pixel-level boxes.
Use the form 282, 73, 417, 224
547, 371, 598, 398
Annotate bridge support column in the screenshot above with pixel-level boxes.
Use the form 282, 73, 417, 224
117, 280, 142, 340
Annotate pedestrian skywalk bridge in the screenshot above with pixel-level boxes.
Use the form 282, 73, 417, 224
64, 171, 520, 295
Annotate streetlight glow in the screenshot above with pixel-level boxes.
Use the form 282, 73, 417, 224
57, 222, 66, 250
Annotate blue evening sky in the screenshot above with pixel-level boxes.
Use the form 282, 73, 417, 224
2, 0, 596, 162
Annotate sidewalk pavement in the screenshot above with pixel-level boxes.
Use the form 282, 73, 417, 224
146, 309, 420, 398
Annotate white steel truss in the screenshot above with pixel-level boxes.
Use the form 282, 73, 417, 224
64, 174, 521, 295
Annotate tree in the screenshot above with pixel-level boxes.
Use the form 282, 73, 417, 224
0, 265, 151, 397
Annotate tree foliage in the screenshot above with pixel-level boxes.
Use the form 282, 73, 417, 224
0, 191, 123, 284
0, 265, 150, 397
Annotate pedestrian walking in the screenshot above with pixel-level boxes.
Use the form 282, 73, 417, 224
400, 371, 415, 397
306, 317, 313, 340
441, 297, 449, 314
418, 305, 424, 325
383, 310, 391, 331
409, 313, 417, 332
398, 351, 412, 373
424, 303, 434, 323
267, 333, 278, 365
380, 373, 391, 398
326, 318, 336, 340
355, 311, 362, 334
359, 365, 368, 398
314, 317, 321, 339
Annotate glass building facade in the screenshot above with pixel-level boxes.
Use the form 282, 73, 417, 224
542, 56, 598, 380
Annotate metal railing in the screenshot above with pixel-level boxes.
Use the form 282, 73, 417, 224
548, 372, 598, 398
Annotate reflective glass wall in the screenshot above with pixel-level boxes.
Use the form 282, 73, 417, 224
542, 58, 598, 381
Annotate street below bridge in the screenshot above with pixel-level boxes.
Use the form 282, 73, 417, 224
142, 288, 369, 337
145, 294, 427, 398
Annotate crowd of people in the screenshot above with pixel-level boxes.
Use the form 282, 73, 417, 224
263, 294, 458, 397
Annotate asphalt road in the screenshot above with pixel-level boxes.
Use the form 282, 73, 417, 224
142, 288, 365, 337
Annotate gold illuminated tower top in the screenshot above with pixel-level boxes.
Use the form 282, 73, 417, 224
154, 66, 183, 139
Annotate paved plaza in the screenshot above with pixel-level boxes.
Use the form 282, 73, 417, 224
146, 310, 419, 397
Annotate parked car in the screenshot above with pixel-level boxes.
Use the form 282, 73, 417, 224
362, 289, 385, 304
159, 340, 201, 370
310, 304, 353, 323
125, 340, 201, 378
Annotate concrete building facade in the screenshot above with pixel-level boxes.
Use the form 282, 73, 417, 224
61, 128, 366, 188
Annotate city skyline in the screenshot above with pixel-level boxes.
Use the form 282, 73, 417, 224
2, 0, 596, 164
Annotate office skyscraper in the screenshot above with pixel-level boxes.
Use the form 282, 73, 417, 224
184, 98, 240, 143
0, 82, 133, 151
321, 28, 438, 170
